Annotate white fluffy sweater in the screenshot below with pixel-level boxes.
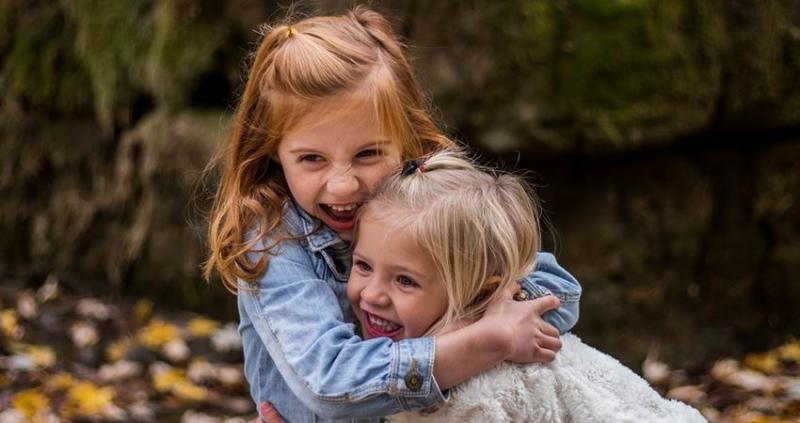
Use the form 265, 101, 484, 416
390, 334, 706, 422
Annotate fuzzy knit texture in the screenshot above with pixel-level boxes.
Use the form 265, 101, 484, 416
390, 334, 706, 422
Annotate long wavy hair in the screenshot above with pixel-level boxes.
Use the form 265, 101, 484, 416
358, 151, 541, 334
205, 6, 456, 292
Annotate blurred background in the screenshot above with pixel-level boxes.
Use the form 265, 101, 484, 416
2, 0, 799, 421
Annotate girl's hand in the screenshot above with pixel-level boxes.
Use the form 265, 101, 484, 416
260, 402, 286, 423
482, 285, 563, 364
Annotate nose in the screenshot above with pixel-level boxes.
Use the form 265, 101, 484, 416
327, 165, 359, 197
361, 278, 390, 308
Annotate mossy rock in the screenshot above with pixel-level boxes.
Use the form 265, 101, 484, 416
1, 4, 93, 114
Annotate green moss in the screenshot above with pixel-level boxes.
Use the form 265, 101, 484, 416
144, 0, 229, 109
61, 0, 151, 129
1, 5, 93, 113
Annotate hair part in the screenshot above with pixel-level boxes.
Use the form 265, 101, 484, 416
358, 151, 541, 334
205, 6, 457, 291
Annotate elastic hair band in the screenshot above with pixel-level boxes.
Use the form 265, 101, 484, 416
401, 160, 426, 177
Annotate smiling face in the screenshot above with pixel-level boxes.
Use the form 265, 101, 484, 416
347, 215, 448, 341
277, 95, 401, 241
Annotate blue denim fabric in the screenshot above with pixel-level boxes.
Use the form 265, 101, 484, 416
520, 253, 582, 334
238, 200, 581, 422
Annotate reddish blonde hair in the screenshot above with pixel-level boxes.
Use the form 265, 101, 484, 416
205, 6, 456, 292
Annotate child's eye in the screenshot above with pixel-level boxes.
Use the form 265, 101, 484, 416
354, 260, 372, 272
397, 275, 418, 288
356, 148, 382, 159
299, 154, 324, 163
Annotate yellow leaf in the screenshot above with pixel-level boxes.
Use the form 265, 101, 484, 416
153, 368, 183, 392
138, 320, 180, 349
777, 339, 800, 363
1, 309, 23, 339
152, 368, 208, 401
134, 299, 153, 322
172, 381, 209, 402
12, 388, 50, 419
9, 343, 56, 368
745, 352, 781, 374
66, 381, 114, 415
106, 338, 133, 362
46, 372, 77, 391
188, 316, 220, 338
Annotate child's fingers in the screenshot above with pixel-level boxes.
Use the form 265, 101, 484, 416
538, 333, 562, 353
539, 321, 559, 338
534, 346, 557, 363
260, 402, 286, 423
530, 295, 560, 315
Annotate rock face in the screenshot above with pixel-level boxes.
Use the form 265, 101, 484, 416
1, 1, 799, 366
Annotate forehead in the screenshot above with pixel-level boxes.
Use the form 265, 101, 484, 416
279, 94, 386, 147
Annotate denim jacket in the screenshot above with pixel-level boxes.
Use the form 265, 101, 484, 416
238, 201, 581, 422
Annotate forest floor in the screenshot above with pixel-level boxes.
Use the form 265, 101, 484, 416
1, 277, 798, 422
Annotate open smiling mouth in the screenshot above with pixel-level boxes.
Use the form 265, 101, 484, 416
362, 311, 403, 339
320, 203, 362, 229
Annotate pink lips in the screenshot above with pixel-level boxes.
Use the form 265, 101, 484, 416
361, 311, 403, 339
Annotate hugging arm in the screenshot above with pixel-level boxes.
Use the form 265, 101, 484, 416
238, 239, 444, 420
519, 252, 582, 334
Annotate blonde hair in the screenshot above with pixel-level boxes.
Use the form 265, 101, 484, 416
205, 6, 457, 291
359, 151, 541, 334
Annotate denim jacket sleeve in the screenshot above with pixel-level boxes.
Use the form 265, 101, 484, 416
519, 252, 581, 334
238, 238, 445, 419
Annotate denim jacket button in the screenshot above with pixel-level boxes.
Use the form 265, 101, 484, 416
405, 371, 422, 391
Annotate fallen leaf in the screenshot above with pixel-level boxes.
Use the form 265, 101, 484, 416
76, 298, 112, 320
71, 321, 100, 349
211, 323, 242, 353
12, 388, 50, 420
188, 316, 220, 338
0, 410, 27, 423
1, 309, 23, 339
66, 381, 115, 416
711, 359, 779, 392
642, 351, 671, 385
16, 290, 37, 320
138, 320, 180, 349
36, 274, 59, 302
45, 372, 77, 391
106, 337, 134, 362
134, 299, 154, 322
187, 359, 217, 384
162, 338, 190, 363
777, 339, 800, 363
745, 352, 781, 374
152, 364, 208, 402
666, 384, 706, 405
10, 343, 56, 368
98, 360, 143, 382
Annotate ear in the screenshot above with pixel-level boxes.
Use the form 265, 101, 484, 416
470, 276, 503, 306
483, 276, 503, 293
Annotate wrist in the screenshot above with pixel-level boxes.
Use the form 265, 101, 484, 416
470, 318, 512, 362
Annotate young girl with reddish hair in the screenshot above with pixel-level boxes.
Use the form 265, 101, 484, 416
205, 7, 580, 421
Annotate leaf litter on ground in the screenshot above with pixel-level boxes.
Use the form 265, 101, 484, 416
2, 276, 798, 422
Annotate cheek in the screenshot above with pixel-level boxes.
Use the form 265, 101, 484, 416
346, 276, 363, 304
364, 166, 392, 192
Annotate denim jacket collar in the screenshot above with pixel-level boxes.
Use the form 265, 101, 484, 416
285, 200, 347, 253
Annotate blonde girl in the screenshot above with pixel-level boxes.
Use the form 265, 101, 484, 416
205, 7, 580, 422
348, 151, 704, 422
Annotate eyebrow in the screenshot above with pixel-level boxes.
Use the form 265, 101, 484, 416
286, 140, 391, 155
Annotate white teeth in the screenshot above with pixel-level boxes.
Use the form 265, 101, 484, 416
329, 203, 359, 212
368, 314, 400, 331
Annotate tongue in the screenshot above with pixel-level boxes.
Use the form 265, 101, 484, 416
327, 207, 355, 221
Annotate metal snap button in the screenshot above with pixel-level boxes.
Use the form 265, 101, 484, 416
405, 359, 422, 391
